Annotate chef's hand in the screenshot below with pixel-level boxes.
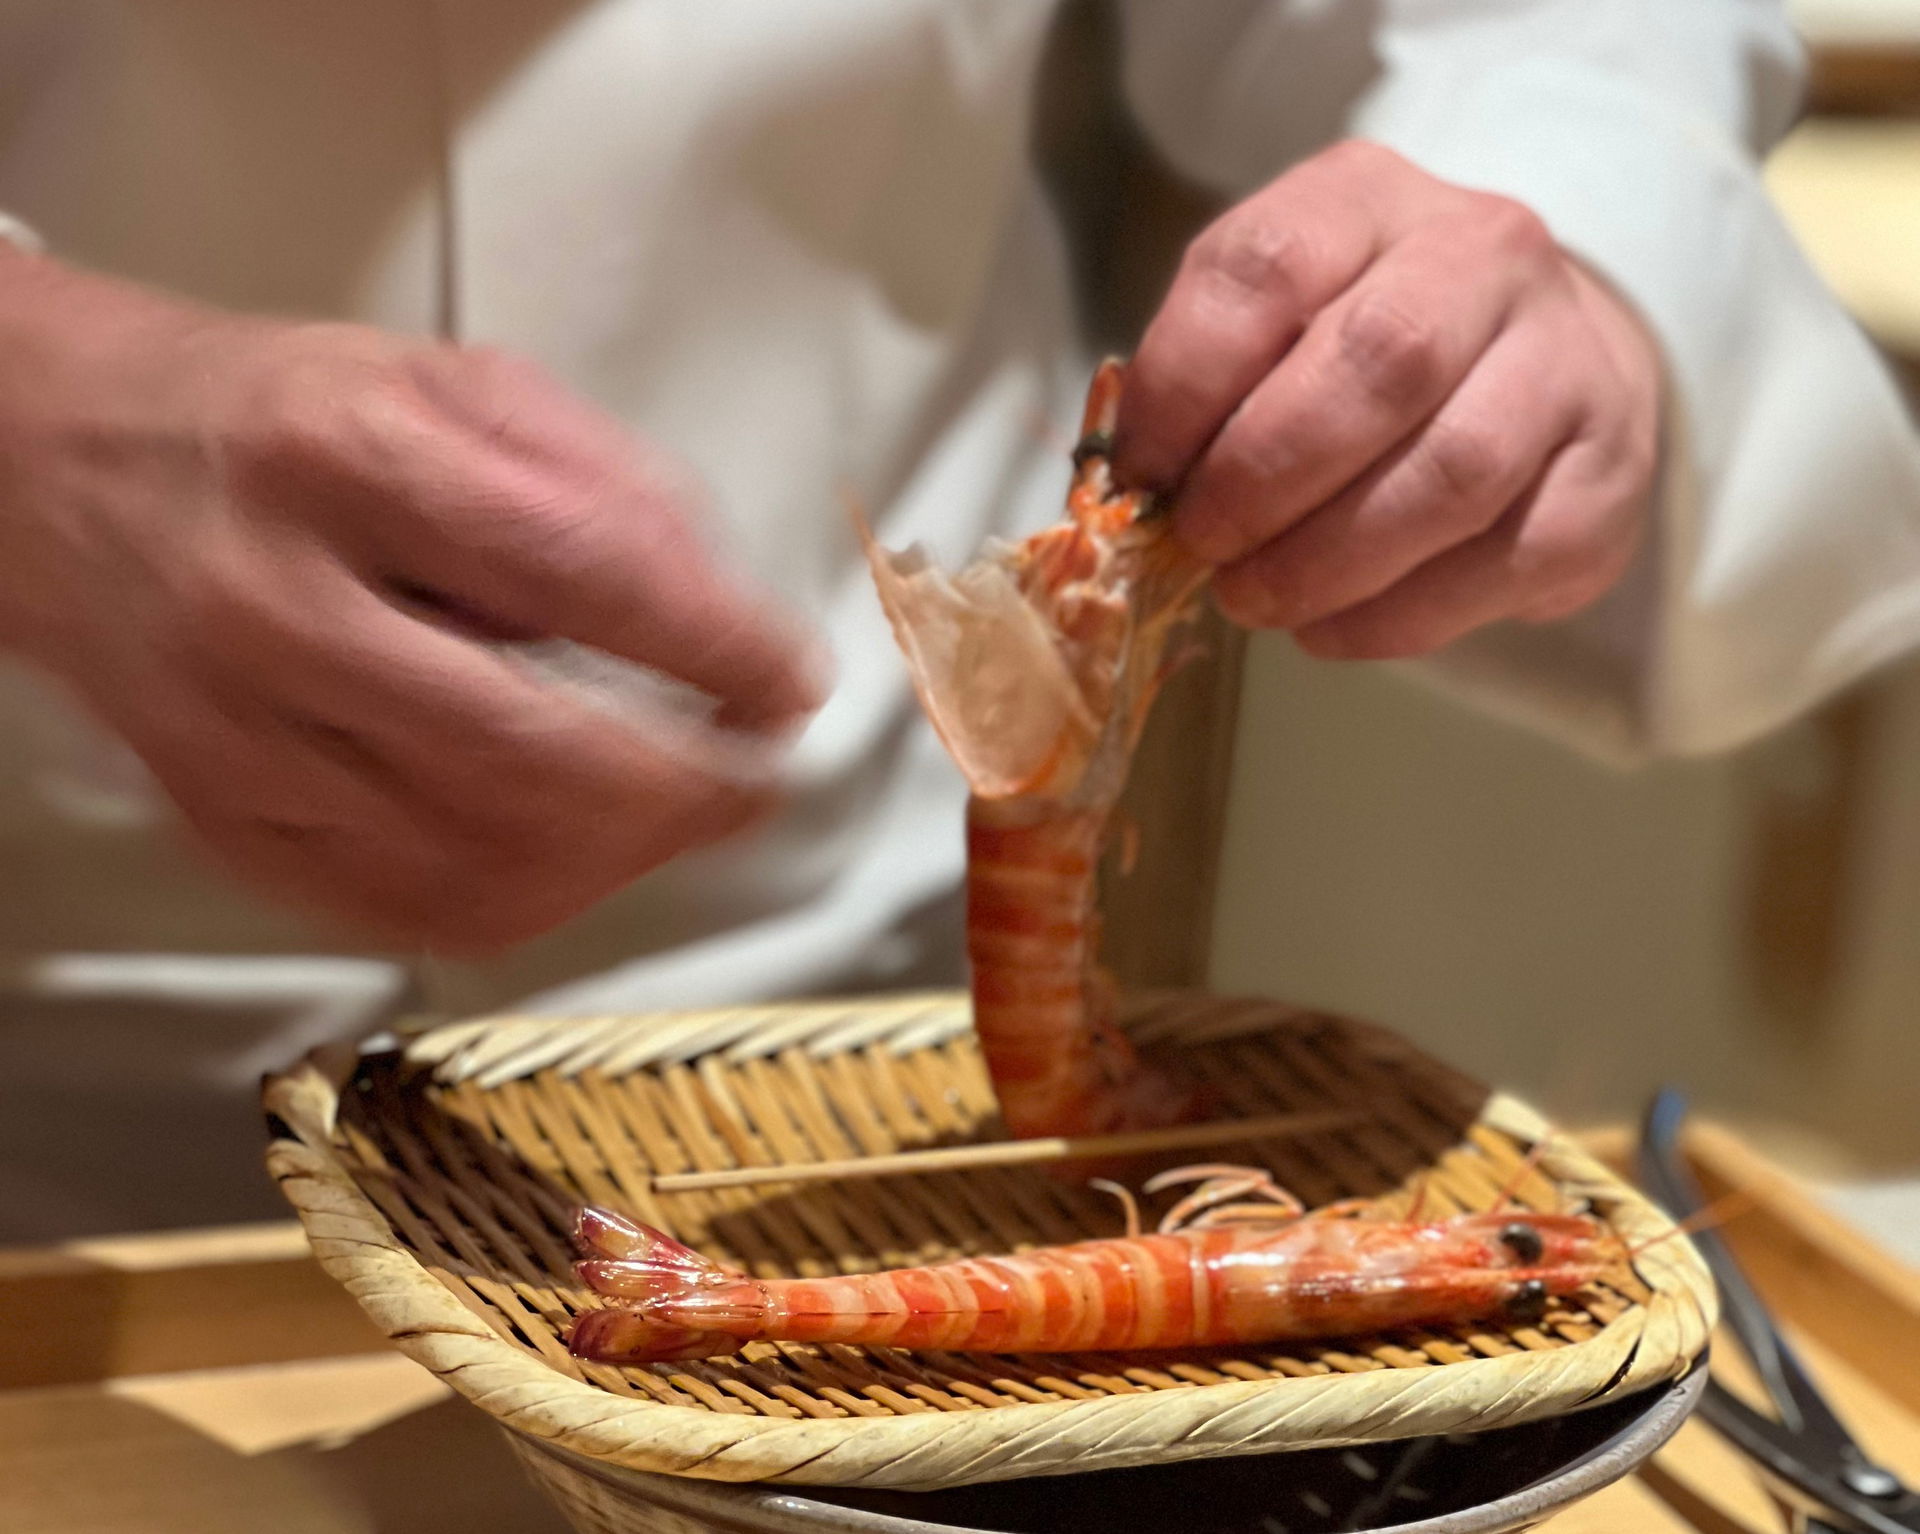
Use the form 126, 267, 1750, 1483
0, 249, 824, 952
1115, 140, 1661, 659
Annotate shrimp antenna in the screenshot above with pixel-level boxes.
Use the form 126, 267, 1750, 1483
1492, 1138, 1553, 1213
1141, 1163, 1272, 1193
1149, 1167, 1305, 1234
1024, 403, 1077, 459
1404, 1171, 1431, 1223
1088, 1178, 1141, 1240
1627, 1190, 1757, 1261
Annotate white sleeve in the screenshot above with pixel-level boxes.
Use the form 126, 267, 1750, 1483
1120, 1, 1920, 762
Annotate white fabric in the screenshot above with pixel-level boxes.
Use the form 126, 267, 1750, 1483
0, 0, 1913, 1025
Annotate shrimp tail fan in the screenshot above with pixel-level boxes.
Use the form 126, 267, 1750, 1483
566, 1206, 767, 1363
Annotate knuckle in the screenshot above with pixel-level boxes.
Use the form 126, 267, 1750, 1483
228, 376, 339, 483
1417, 417, 1506, 507
1510, 525, 1600, 609
325, 373, 447, 464
480, 480, 607, 571
1477, 195, 1555, 259
1338, 293, 1445, 405
427, 343, 558, 409
237, 357, 439, 489
1518, 516, 1639, 622
1189, 214, 1320, 305
1321, 138, 1400, 178
1210, 422, 1296, 492
1178, 459, 1294, 563
1211, 565, 1285, 629
176, 544, 276, 644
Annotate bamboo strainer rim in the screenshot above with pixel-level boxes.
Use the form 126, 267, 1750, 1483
263, 992, 1716, 1491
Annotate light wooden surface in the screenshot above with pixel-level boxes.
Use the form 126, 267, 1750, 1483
0, 1375, 568, 1534
1540, 1122, 1920, 1533
1768, 118, 1920, 360
2, 1121, 1914, 1532
0, 1220, 385, 1390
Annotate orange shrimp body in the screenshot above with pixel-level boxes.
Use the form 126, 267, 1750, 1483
566, 1205, 1616, 1364
963, 801, 1173, 1141
862, 360, 1211, 1140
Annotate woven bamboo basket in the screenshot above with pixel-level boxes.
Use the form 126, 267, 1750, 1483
263, 991, 1714, 1500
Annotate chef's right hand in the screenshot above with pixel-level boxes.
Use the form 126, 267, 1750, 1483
0, 248, 826, 952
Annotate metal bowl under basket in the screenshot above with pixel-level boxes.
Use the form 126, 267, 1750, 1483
264, 992, 1713, 1513
506, 1366, 1706, 1534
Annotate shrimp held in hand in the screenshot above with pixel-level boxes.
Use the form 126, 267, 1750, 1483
565, 1180, 1618, 1364
860, 360, 1211, 1141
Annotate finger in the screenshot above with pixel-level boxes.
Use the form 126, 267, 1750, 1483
104, 672, 477, 942
130, 650, 768, 952
187, 550, 778, 847
1212, 310, 1584, 630
1113, 142, 1425, 491
398, 475, 824, 734
1174, 201, 1559, 565
106, 658, 408, 836
238, 370, 826, 731
1292, 434, 1648, 661
202, 805, 689, 954
188, 736, 765, 955
405, 345, 640, 470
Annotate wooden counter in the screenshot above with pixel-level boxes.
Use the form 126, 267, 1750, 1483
1, 1125, 1914, 1533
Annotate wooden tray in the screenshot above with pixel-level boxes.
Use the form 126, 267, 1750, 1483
0, 1119, 1910, 1532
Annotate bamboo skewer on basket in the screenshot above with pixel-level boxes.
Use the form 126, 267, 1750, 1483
649, 1108, 1358, 1193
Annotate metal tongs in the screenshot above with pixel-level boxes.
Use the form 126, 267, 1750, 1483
1638, 1090, 1920, 1534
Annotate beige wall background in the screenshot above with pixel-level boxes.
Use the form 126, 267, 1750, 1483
1209, 639, 1920, 1173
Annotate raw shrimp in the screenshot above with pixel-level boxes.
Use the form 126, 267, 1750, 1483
861, 359, 1211, 1142
564, 1170, 1620, 1364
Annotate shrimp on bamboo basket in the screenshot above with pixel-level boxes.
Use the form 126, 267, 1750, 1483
566, 1166, 1631, 1363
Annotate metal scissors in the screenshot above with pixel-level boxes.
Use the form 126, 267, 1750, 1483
1638, 1089, 1920, 1534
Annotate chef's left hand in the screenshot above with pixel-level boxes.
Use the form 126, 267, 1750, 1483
1113, 140, 1662, 659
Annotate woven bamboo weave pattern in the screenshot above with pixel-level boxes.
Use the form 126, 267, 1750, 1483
264, 993, 1715, 1490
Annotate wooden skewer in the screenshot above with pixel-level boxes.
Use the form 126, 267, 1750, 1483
649, 1110, 1358, 1194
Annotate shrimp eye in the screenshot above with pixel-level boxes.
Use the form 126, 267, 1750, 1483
1499, 1221, 1545, 1264
1505, 1278, 1549, 1323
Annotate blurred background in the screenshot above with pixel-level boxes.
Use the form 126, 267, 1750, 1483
0, 0, 1916, 1248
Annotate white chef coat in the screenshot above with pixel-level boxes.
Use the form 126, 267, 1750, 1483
0, 1, 1917, 1233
